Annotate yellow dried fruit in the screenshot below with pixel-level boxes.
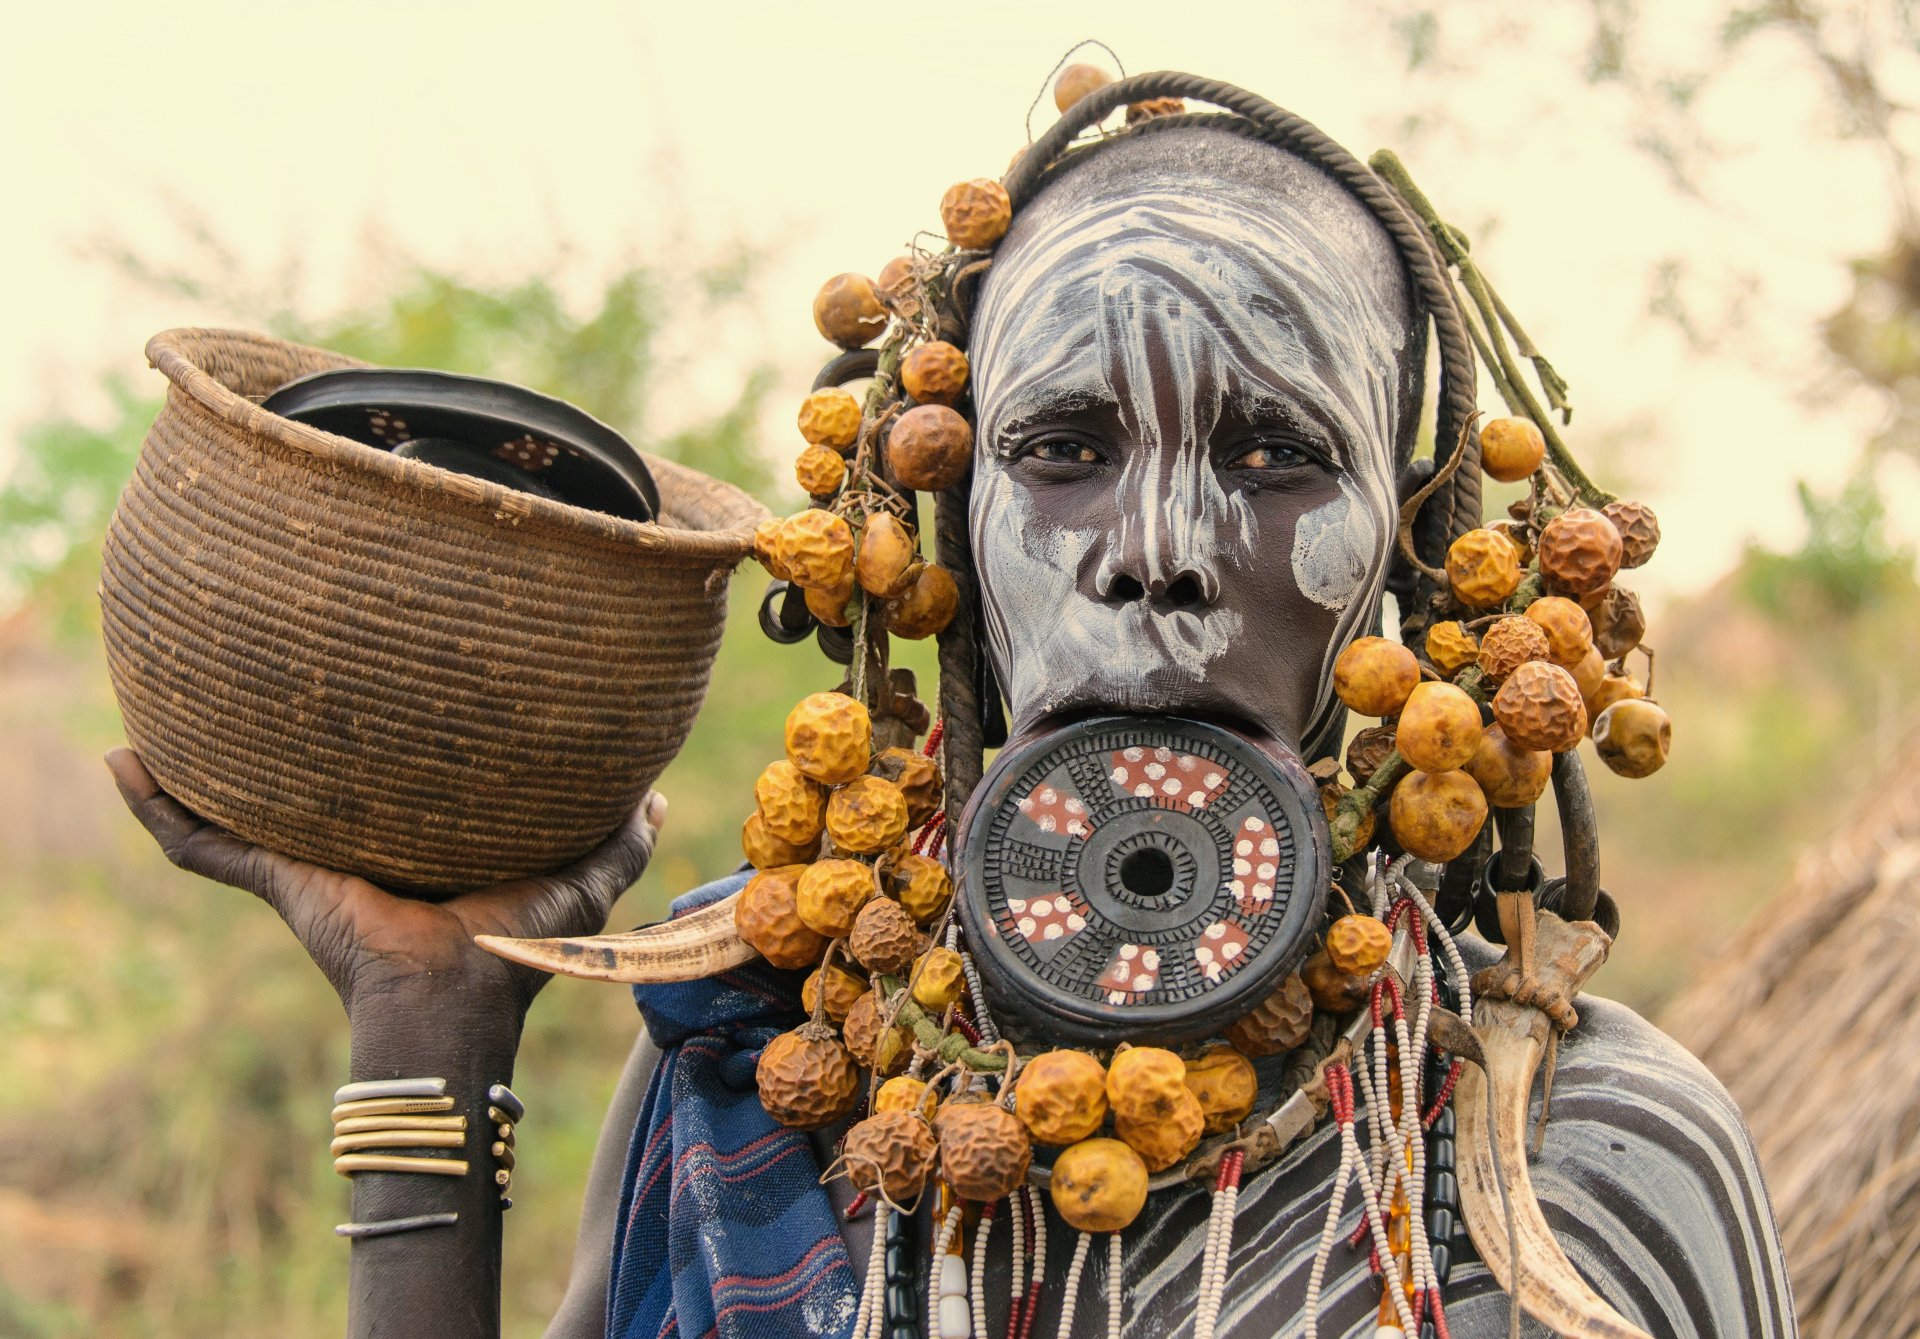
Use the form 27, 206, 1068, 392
1594, 698, 1671, 779
795, 445, 846, 497
1050, 1137, 1148, 1232
1479, 416, 1546, 483
1345, 723, 1397, 787
855, 512, 921, 598
1538, 507, 1623, 599
1603, 500, 1661, 569
1326, 914, 1393, 976
849, 896, 919, 975
1394, 681, 1484, 773
742, 812, 820, 870
802, 963, 868, 1023
1226, 973, 1315, 1057
886, 404, 973, 493
1476, 615, 1550, 683
1301, 947, 1371, 1014
1464, 723, 1552, 809
754, 760, 827, 846
785, 691, 873, 785
735, 866, 827, 969
1570, 645, 1608, 704
797, 387, 863, 452
935, 1097, 1032, 1201
1524, 596, 1594, 667
756, 1025, 860, 1129
813, 273, 888, 350
886, 852, 953, 925
1492, 661, 1588, 753
1389, 769, 1488, 863
1425, 620, 1479, 677
804, 578, 854, 629
1183, 1045, 1258, 1135
910, 946, 965, 1011
885, 564, 959, 639
1106, 1046, 1189, 1124
842, 1109, 938, 1202
843, 990, 912, 1076
1589, 587, 1646, 660
1015, 1050, 1109, 1146
776, 509, 855, 592
827, 776, 910, 854
754, 517, 792, 580
1115, 1090, 1204, 1172
1053, 62, 1113, 112
875, 1074, 936, 1119
1587, 672, 1646, 720
1333, 636, 1420, 717
875, 256, 920, 319
1447, 528, 1523, 608
795, 858, 874, 938
940, 178, 1012, 251
870, 748, 943, 828
900, 341, 969, 407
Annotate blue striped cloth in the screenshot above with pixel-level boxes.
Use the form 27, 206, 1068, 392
608, 871, 860, 1339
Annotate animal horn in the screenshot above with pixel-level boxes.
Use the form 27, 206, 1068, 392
1454, 912, 1653, 1339
474, 892, 756, 984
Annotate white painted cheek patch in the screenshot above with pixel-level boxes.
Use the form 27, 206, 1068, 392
1289, 478, 1379, 613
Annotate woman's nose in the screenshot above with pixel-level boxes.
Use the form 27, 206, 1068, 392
1094, 530, 1221, 609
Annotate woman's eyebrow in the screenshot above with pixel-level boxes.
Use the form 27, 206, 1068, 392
1230, 390, 1344, 456
990, 383, 1112, 437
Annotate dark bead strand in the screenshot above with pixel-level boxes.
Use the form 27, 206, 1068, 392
1421, 957, 1463, 1339
884, 1198, 920, 1338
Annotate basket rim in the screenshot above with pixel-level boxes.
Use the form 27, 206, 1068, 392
146, 327, 770, 562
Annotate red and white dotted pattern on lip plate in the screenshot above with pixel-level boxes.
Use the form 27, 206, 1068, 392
1097, 943, 1162, 1003
1193, 919, 1251, 983
1002, 891, 1090, 944
1109, 748, 1231, 809
1231, 816, 1281, 917
1015, 784, 1093, 837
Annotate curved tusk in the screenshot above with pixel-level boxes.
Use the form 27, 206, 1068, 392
1455, 913, 1652, 1339
475, 892, 756, 984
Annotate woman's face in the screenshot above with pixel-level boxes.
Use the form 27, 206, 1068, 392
969, 151, 1416, 749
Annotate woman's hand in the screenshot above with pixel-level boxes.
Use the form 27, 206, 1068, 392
105, 747, 664, 1024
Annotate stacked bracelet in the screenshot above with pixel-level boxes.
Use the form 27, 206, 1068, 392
487, 1082, 523, 1209
330, 1078, 525, 1238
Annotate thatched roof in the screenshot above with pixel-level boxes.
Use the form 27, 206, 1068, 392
1662, 732, 1920, 1337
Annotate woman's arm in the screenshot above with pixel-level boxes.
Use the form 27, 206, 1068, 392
108, 748, 663, 1339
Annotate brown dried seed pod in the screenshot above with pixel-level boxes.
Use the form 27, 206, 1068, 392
1447, 528, 1523, 608
1345, 724, 1397, 788
803, 578, 854, 629
776, 509, 855, 592
795, 858, 873, 938
1325, 914, 1392, 976
1479, 416, 1545, 483
1301, 947, 1371, 1014
848, 896, 919, 975
1333, 636, 1420, 717
885, 565, 958, 640
1395, 681, 1483, 773
1524, 596, 1594, 667
756, 1025, 860, 1129
934, 1097, 1032, 1201
1589, 587, 1647, 660
742, 812, 820, 870
1183, 1045, 1259, 1135
900, 341, 969, 407
785, 691, 873, 785
874, 256, 920, 319
885, 852, 953, 925
855, 512, 921, 598
755, 759, 827, 846
1050, 1137, 1148, 1232
1425, 620, 1479, 677
801, 962, 868, 1023
939, 178, 1012, 251
797, 387, 863, 452
813, 273, 888, 350
1115, 1095, 1204, 1172
842, 990, 912, 1076
1492, 661, 1589, 753
1603, 500, 1661, 569
841, 1110, 938, 1202
1106, 1046, 1190, 1124
1225, 973, 1314, 1058
795, 445, 846, 497
735, 865, 827, 969
870, 748, 943, 828
1476, 616, 1551, 684
1389, 769, 1488, 862
885, 405, 973, 493
1464, 723, 1552, 809
1538, 507, 1623, 598
1053, 62, 1113, 112
1125, 96, 1186, 124
910, 946, 966, 1011
1015, 1049, 1109, 1146
1594, 698, 1672, 778
826, 776, 910, 854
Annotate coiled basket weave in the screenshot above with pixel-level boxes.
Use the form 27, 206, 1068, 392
101, 329, 768, 895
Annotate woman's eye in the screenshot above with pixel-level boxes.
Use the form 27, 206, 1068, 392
1024, 437, 1102, 465
1228, 441, 1314, 471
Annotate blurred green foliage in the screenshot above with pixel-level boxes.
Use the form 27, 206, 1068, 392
1740, 470, 1915, 619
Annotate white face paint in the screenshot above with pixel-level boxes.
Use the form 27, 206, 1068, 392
969, 156, 1412, 744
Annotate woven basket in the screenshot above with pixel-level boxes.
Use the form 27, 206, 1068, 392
101, 328, 768, 894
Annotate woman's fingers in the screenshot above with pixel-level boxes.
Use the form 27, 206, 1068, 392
105, 747, 269, 897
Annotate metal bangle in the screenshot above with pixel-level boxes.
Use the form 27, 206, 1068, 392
486, 1084, 526, 1123
332, 1096, 456, 1122
333, 1153, 469, 1178
334, 1212, 459, 1240
333, 1077, 448, 1105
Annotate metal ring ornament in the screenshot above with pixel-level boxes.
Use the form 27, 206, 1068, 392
957, 715, 1327, 1045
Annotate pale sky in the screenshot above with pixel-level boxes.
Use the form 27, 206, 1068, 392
4, 0, 1911, 607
